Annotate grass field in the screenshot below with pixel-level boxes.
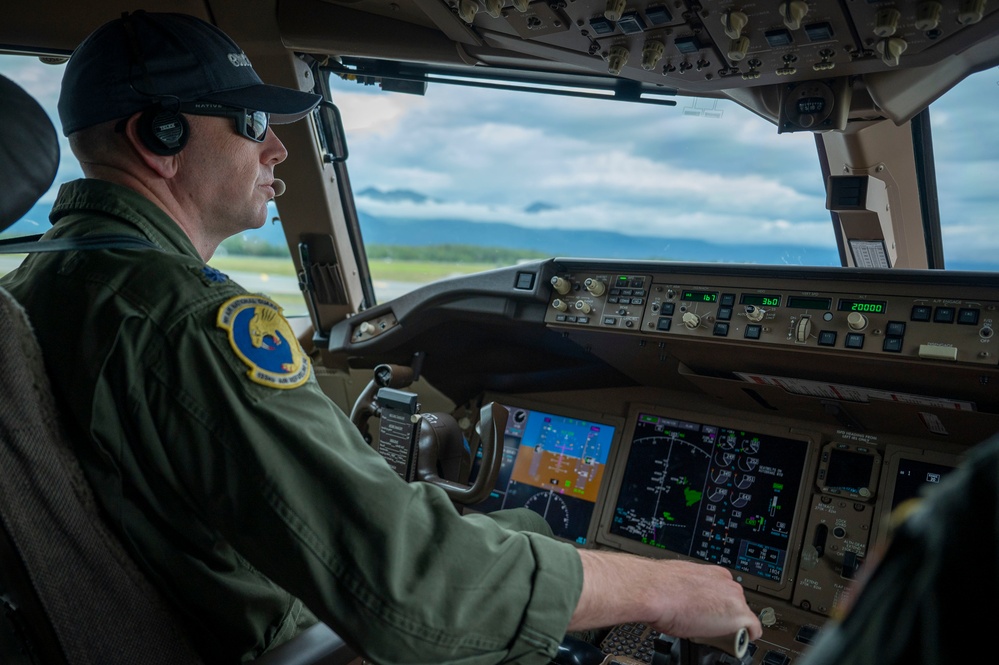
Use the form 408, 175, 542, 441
207, 256, 510, 316
208, 255, 505, 282
0, 255, 510, 318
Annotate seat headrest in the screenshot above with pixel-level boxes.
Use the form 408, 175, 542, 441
0, 74, 60, 233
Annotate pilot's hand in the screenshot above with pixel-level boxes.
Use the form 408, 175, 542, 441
570, 549, 763, 642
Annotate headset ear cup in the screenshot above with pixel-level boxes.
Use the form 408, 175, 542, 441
137, 106, 189, 155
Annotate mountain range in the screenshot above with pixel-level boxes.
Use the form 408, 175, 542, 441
7, 188, 992, 270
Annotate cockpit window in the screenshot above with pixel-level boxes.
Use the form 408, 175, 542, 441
931, 66, 999, 271
327, 72, 836, 302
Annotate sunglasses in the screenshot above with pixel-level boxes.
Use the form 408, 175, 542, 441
180, 102, 270, 142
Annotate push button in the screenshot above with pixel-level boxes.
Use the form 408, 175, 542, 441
845, 333, 864, 349
818, 330, 837, 346
885, 321, 906, 336
918, 344, 957, 361
958, 308, 980, 325
882, 337, 903, 352
933, 307, 955, 323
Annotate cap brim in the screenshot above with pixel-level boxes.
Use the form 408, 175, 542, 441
203, 83, 321, 124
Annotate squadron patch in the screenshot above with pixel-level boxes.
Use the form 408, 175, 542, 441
216, 295, 311, 389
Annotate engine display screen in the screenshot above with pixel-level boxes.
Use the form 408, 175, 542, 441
470, 405, 616, 545
608, 412, 808, 582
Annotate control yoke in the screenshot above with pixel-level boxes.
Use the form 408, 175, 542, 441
348, 363, 505, 505
415, 402, 506, 505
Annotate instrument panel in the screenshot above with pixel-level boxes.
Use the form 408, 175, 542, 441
335, 257, 997, 663
467, 393, 962, 664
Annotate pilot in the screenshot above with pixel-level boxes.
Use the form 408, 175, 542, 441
0, 11, 761, 663
796, 437, 997, 665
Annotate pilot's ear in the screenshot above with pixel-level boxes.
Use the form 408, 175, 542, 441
120, 112, 179, 178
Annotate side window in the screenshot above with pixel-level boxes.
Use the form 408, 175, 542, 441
0, 54, 310, 317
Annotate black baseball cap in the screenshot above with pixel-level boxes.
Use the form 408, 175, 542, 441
58, 11, 321, 136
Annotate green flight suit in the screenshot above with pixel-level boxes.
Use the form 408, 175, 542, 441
0, 179, 583, 664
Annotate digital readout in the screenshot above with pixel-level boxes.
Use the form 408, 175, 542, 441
740, 294, 781, 308
797, 97, 826, 114
837, 299, 887, 314
787, 296, 832, 310
681, 290, 718, 303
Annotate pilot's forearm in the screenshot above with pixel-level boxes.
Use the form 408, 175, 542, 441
569, 549, 763, 641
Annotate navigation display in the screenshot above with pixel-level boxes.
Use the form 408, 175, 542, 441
470, 404, 616, 545
605, 412, 808, 582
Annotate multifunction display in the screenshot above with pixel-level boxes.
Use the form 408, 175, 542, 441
609, 413, 808, 582
471, 406, 615, 545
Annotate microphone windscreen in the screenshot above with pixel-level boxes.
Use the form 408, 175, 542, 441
272, 179, 286, 197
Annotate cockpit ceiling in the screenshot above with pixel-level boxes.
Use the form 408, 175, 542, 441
4, 0, 999, 128
280, 0, 999, 126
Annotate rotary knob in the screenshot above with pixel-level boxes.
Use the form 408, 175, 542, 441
847, 312, 868, 330
575, 301, 593, 315
745, 305, 766, 322
551, 276, 572, 295
584, 278, 606, 297
552, 299, 568, 312
682, 312, 701, 329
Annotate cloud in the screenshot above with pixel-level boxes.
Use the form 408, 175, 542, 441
4, 53, 998, 269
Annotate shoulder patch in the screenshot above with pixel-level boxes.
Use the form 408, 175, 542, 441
216, 295, 311, 389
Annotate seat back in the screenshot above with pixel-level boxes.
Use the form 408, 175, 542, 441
0, 287, 207, 664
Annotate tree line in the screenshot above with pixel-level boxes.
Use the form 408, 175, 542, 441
220, 236, 547, 263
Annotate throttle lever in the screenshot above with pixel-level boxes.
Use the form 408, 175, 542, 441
652, 628, 751, 665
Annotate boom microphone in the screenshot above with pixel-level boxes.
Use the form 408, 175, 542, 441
272, 179, 286, 197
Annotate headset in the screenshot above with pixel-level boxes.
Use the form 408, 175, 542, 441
122, 12, 189, 155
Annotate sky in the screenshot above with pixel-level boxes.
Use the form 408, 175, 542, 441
3, 52, 998, 269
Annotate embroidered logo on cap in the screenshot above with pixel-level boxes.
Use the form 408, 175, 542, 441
217, 295, 310, 389
228, 52, 253, 67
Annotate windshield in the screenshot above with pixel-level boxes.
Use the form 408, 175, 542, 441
2, 52, 997, 309
324, 64, 998, 302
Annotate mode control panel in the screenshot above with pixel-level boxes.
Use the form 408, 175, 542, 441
544, 271, 999, 366
549, 272, 652, 330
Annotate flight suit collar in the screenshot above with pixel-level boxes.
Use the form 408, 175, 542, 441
49, 178, 202, 260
